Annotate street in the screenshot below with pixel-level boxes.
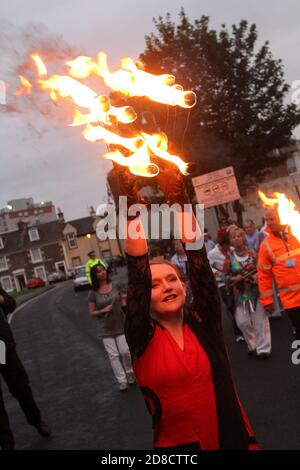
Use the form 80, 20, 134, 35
3, 277, 300, 450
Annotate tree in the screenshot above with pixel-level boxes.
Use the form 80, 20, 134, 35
137, 10, 300, 199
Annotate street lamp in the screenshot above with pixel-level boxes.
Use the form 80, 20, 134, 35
86, 233, 94, 253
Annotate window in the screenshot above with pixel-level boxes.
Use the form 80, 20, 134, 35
29, 228, 40, 241
34, 266, 46, 280
0, 256, 8, 271
287, 156, 297, 174
1, 276, 13, 292
67, 233, 77, 249
101, 250, 111, 260
0, 237, 3, 249
30, 248, 42, 263
72, 256, 81, 266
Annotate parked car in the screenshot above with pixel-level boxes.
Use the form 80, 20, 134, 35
73, 265, 90, 292
47, 272, 62, 284
27, 277, 46, 289
66, 268, 76, 279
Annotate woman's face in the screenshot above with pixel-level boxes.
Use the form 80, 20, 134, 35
95, 265, 107, 281
173, 240, 184, 254
230, 231, 245, 250
150, 264, 186, 317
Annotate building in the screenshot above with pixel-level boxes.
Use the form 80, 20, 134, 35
0, 220, 66, 292
62, 215, 122, 268
0, 198, 57, 233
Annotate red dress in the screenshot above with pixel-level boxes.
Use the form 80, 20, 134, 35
134, 324, 219, 449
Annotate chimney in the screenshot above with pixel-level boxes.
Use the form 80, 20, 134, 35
57, 208, 65, 223
89, 205, 96, 218
17, 221, 28, 232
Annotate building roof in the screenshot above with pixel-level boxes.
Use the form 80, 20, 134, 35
0, 216, 97, 256
0, 220, 63, 255
63, 216, 95, 237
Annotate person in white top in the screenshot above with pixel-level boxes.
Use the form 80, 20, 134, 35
171, 240, 193, 306
204, 231, 216, 253
171, 240, 188, 278
208, 234, 244, 343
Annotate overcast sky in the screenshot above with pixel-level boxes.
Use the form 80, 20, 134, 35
1, 0, 300, 220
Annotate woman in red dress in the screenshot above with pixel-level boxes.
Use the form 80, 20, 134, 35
116, 165, 259, 450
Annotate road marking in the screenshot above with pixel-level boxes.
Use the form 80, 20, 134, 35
8, 286, 57, 324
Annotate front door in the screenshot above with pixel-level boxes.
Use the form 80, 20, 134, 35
16, 275, 26, 290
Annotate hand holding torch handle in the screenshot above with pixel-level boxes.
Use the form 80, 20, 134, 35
156, 163, 192, 207
113, 162, 141, 208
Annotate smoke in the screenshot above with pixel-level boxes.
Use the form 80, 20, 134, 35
0, 20, 79, 129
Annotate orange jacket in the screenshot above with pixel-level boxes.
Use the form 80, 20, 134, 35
258, 226, 300, 310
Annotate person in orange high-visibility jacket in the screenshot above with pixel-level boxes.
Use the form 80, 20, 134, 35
257, 207, 300, 339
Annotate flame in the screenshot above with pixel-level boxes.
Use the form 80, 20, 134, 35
104, 149, 159, 177
31, 54, 47, 76
258, 191, 300, 242
83, 124, 144, 152
14, 51, 194, 177
66, 56, 95, 79
82, 125, 189, 174
142, 132, 189, 175
14, 75, 32, 96
66, 52, 197, 108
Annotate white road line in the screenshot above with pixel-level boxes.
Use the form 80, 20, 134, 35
8, 286, 57, 324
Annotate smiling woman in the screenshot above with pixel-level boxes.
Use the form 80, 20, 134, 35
119, 163, 260, 451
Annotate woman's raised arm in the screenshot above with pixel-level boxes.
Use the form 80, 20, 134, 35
114, 164, 154, 361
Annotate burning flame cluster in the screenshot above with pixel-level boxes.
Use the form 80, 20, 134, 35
258, 190, 300, 242
15, 52, 197, 177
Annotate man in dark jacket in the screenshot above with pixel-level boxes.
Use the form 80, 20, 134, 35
0, 286, 51, 450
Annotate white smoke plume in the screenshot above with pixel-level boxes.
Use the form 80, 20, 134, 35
0, 20, 79, 127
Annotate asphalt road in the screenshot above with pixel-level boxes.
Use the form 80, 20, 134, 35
3, 274, 300, 450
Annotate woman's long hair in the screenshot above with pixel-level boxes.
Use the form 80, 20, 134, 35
90, 263, 111, 291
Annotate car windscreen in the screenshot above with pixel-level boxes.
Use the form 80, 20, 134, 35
74, 267, 86, 277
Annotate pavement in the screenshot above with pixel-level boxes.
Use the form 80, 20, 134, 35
2, 270, 300, 450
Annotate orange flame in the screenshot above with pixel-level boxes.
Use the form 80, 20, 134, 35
104, 149, 159, 177
258, 191, 300, 242
67, 52, 197, 108
31, 54, 47, 76
83, 124, 144, 152
14, 51, 194, 177
141, 132, 189, 175
14, 75, 32, 96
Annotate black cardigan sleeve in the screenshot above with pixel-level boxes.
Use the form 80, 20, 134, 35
124, 252, 155, 362
185, 246, 223, 336
0, 286, 16, 317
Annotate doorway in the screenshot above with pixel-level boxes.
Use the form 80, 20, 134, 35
16, 274, 26, 290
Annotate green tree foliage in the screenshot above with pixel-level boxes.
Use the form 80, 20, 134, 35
137, 9, 300, 193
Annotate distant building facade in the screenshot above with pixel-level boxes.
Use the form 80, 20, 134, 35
62, 215, 121, 268
0, 221, 66, 292
0, 198, 57, 233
